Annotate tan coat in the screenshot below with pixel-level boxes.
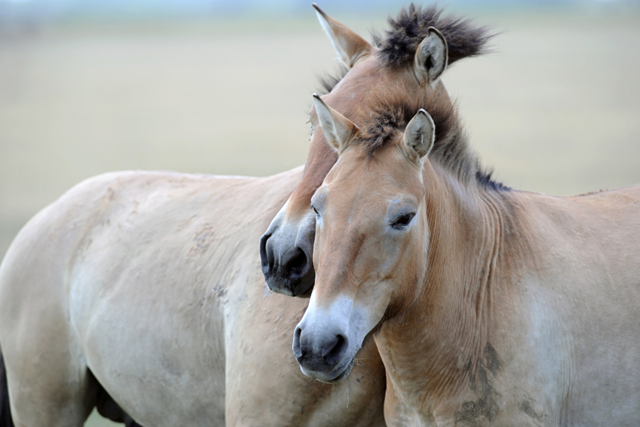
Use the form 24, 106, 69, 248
295, 101, 640, 426
0, 169, 386, 426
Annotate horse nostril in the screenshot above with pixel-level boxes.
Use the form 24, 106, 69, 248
259, 233, 273, 274
260, 229, 315, 297
293, 326, 303, 358
323, 334, 347, 365
287, 248, 308, 277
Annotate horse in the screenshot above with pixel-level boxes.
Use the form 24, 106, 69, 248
259, 3, 491, 297
0, 5, 491, 426
292, 60, 640, 424
0, 168, 390, 426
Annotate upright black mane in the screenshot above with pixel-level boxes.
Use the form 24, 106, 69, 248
374, 4, 493, 67
314, 4, 504, 190
317, 65, 349, 96
356, 82, 508, 192
317, 4, 493, 94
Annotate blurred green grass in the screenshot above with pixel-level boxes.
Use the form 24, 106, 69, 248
85, 411, 122, 427
0, 6, 639, 425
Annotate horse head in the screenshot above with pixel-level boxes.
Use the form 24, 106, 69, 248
260, 4, 491, 297
291, 65, 448, 381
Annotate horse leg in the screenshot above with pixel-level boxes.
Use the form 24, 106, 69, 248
0, 351, 15, 427
93, 373, 142, 427
3, 337, 100, 427
0, 214, 105, 426
0, 297, 100, 427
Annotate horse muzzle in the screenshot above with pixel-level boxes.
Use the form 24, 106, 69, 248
259, 213, 316, 297
292, 321, 355, 384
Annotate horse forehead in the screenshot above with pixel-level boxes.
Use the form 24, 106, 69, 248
326, 147, 418, 212
337, 145, 418, 188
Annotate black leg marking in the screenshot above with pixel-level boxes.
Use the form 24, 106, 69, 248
0, 351, 15, 427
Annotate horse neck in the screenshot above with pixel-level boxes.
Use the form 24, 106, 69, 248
376, 162, 520, 412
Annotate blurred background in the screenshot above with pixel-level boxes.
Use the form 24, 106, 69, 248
0, 0, 639, 424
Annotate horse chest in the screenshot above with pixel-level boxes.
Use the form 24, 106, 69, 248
380, 330, 563, 427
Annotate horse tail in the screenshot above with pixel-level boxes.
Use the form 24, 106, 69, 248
0, 350, 15, 427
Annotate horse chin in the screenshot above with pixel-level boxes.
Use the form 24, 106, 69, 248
264, 269, 314, 298
296, 284, 313, 299
324, 357, 356, 384
305, 357, 355, 385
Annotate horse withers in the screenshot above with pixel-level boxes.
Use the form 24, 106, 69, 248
294, 85, 640, 423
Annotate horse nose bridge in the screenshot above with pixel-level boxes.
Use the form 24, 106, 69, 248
311, 245, 356, 302
320, 221, 365, 261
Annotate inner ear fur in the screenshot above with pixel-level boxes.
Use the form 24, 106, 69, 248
403, 109, 435, 161
313, 4, 373, 68
312, 93, 359, 153
414, 27, 449, 85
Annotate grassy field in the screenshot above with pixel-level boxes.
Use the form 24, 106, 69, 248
1, 5, 639, 425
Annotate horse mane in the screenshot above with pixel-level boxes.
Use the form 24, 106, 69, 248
373, 4, 494, 67
355, 81, 509, 191
313, 5, 503, 190
317, 65, 349, 96
317, 4, 493, 95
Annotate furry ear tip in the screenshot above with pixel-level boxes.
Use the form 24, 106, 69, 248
312, 94, 328, 113
312, 94, 324, 107
417, 109, 433, 124
312, 4, 325, 15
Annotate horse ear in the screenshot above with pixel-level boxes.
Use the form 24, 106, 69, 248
413, 27, 448, 85
312, 94, 358, 153
313, 4, 373, 68
403, 109, 435, 160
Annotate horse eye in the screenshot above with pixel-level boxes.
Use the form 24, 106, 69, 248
391, 213, 415, 229
311, 205, 319, 215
